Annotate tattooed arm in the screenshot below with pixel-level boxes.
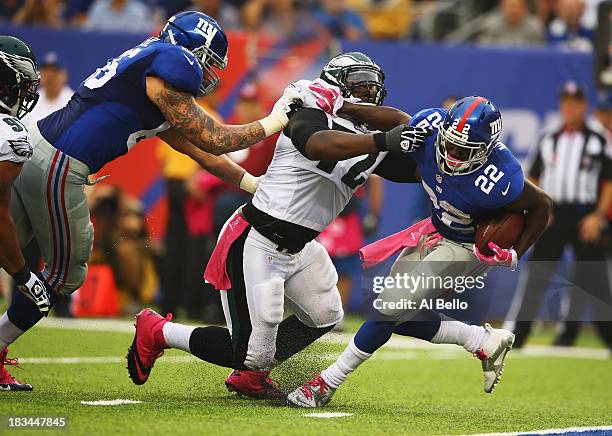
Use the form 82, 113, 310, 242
158, 128, 260, 193
147, 76, 299, 156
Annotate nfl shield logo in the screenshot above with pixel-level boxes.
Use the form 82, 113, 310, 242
436, 174, 442, 183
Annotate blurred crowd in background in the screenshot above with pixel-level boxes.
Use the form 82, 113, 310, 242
0, 0, 603, 51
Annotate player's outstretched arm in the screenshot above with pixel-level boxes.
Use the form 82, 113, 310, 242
158, 128, 259, 193
502, 179, 553, 258
289, 107, 426, 161
147, 76, 298, 156
304, 129, 379, 161
301, 125, 426, 161
338, 102, 411, 131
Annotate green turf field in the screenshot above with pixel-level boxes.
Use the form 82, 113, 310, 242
0, 317, 611, 435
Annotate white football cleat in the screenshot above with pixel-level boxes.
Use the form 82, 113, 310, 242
286, 374, 336, 408
474, 323, 515, 394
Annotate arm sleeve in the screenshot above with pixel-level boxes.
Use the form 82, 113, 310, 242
283, 107, 330, 158
373, 152, 419, 183
146, 47, 203, 97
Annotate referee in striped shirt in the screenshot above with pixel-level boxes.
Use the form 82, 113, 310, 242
508, 81, 612, 350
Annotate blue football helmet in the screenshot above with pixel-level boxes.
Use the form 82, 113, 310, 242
435, 96, 502, 175
159, 11, 228, 96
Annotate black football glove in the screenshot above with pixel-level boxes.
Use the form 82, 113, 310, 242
374, 125, 432, 153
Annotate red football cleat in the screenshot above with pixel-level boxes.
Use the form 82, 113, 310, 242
225, 369, 284, 400
0, 348, 32, 391
127, 308, 172, 385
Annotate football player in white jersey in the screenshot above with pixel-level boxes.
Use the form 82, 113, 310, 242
127, 52, 430, 398
0, 36, 45, 390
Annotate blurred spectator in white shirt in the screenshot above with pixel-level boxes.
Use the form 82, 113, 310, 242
86, 0, 156, 33
475, 0, 544, 46
22, 52, 73, 126
547, 0, 593, 51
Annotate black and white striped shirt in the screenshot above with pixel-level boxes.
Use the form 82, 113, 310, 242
528, 121, 612, 204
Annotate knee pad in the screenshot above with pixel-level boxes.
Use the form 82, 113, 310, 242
52, 221, 93, 296
297, 286, 344, 328
59, 263, 88, 296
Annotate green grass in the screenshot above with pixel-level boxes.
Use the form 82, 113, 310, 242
0, 324, 611, 435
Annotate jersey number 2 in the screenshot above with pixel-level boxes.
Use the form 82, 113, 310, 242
316, 153, 378, 189
474, 164, 504, 194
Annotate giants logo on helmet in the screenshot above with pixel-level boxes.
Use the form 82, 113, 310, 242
195, 17, 218, 48
490, 118, 502, 137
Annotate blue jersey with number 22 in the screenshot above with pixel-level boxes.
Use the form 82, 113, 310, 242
37, 38, 203, 173
410, 108, 524, 243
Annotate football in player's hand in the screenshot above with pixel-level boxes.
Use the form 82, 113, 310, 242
475, 211, 525, 257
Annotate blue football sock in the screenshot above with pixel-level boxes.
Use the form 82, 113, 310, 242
353, 319, 396, 354
393, 310, 442, 341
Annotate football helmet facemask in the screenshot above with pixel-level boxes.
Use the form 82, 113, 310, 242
320, 51, 386, 106
160, 11, 229, 96
436, 96, 502, 176
0, 35, 39, 119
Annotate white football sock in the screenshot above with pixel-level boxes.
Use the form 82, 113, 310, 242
431, 314, 488, 353
0, 312, 25, 350
162, 322, 195, 353
321, 338, 372, 389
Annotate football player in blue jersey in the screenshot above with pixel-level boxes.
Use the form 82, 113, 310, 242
286, 96, 553, 407
0, 11, 303, 390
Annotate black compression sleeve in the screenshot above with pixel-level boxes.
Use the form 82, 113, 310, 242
283, 108, 330, 158
373, 153, 419, 183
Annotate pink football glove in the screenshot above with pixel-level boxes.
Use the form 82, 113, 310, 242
308, 81, 344, 116
472, 242, 518, 271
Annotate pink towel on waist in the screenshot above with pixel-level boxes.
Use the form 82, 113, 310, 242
204, 213, 250, 290
359, 217, 436, 269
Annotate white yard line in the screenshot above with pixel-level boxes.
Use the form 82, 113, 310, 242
17, 346, 610, 365
37, 317, 136, 333
304, 412, 353, 418
81, 399, 142, 406
19, 355, 199, 364
31, 317, 611, 361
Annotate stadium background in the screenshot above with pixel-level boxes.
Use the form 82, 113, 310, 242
1, 2, 612, 435
0, 0, 604, 317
